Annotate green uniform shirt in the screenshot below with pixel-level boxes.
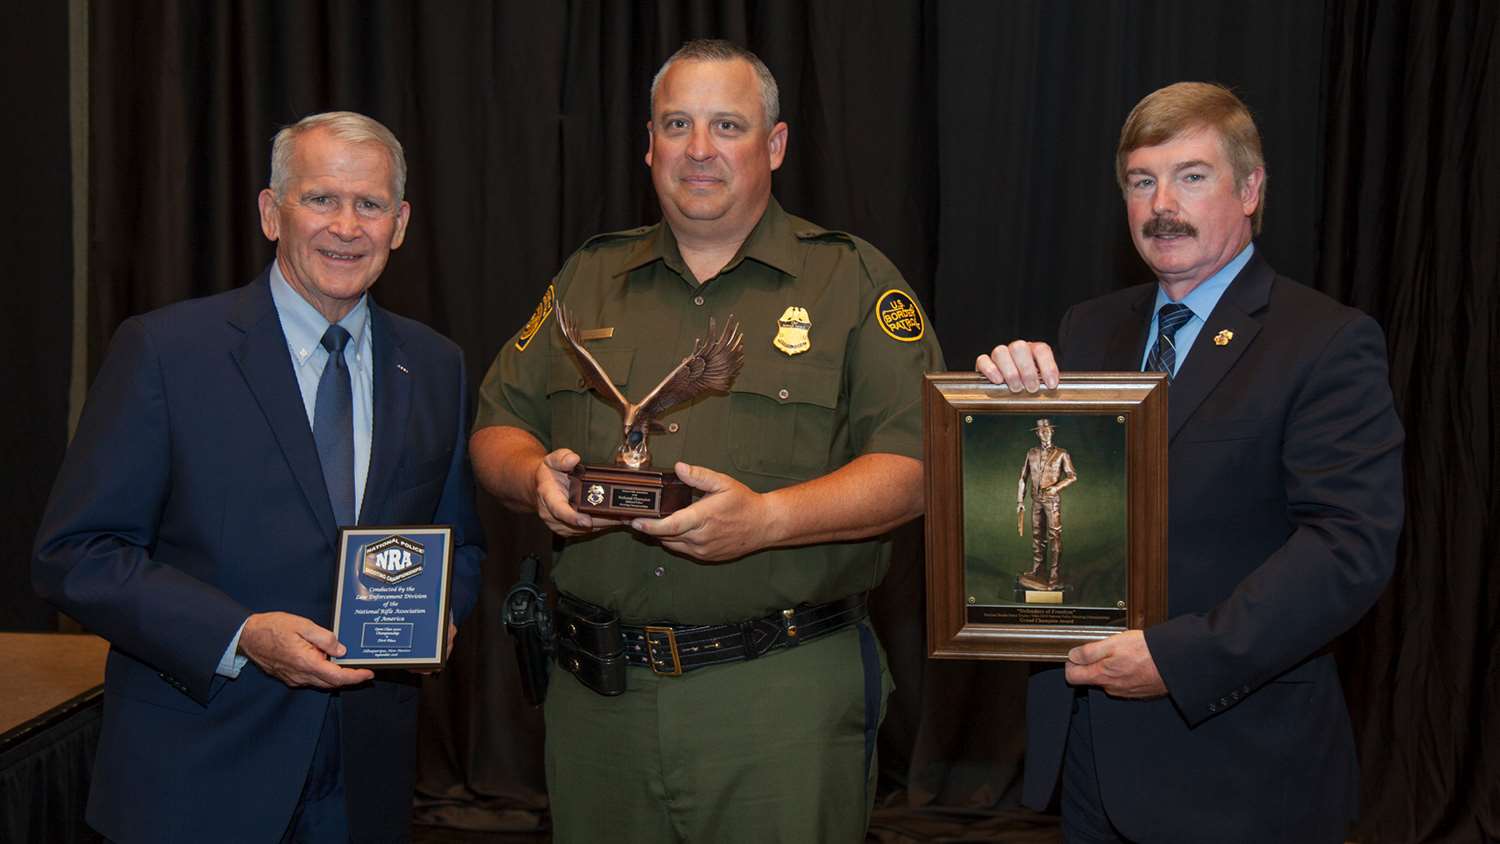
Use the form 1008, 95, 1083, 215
477, 198, 944, 624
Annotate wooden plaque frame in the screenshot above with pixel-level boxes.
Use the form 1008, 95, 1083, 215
923, 373, 1169, 661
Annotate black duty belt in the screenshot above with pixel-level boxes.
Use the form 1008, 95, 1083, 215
554, 593, 868, 696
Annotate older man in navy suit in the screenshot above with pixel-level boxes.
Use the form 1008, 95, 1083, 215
980, 83, 1403, 842
34, 111, 484, 843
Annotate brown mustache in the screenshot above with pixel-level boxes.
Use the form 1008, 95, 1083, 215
1142, 216, 1197, 238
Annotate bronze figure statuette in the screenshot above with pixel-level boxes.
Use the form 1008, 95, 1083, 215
1016, 418, 1078, 593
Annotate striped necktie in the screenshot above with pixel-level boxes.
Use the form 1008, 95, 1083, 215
1145, 303, 1193, 382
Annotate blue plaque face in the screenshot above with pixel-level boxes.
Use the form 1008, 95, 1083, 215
331, 526, 453, 668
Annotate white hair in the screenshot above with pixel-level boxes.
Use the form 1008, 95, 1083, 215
269, 111, 407, 201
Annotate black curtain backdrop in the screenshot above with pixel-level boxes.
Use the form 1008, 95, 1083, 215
6, 0, 1491, 840
1320, 2, 1500, 841
1, 1, 72, 632
932, 0, 1326, 356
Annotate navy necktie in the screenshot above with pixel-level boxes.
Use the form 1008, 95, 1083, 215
314, 325, 355, 526
1145, 303, 1193, 382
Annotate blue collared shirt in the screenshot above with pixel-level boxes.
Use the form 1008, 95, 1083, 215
1139, 242, 1255, 376
218, 263, 377, 678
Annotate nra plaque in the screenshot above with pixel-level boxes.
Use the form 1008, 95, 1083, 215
331, 525, 453, 669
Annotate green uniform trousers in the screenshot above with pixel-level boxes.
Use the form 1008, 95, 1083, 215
544, 622, 890, 843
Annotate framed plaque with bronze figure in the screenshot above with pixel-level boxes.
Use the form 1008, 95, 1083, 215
555, 303, 745, 518
922, 373, 1169, 661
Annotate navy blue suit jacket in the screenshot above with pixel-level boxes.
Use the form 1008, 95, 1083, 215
33, 269, 485, 843
1022, 253, 1404, 842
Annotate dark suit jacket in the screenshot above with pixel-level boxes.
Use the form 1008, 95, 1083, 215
1022, 252, 1404, 843
33, 268, 485, 843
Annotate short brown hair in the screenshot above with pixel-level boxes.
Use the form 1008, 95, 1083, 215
1116, 82, 1266, 233
651, 39, 780, 127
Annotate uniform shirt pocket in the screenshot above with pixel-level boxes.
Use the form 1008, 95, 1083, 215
727, 361, 842, 480
545, 349, 634, 460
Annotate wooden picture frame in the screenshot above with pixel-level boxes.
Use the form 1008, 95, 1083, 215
923, 373, 1168, 661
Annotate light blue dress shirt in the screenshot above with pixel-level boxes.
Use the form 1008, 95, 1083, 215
217, 264, 376, 677
1139, 242, 1255, 377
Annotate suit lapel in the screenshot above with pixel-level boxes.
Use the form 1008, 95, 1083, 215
1103, 288, 1156, 370
228, 271, 339, 545
1165, 253, 1273, 441
360, 303, 412, 525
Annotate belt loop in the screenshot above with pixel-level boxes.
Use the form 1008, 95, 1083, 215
738, 620, 760, 659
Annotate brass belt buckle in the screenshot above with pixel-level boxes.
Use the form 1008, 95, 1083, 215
643, 626, 683, 676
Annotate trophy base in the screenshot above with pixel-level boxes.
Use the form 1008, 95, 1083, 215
1021, 589, 1065, 604
1016, 573, 1067, 601
570, 464, 691, 518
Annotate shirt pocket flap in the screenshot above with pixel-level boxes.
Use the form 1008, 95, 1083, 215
730, 360, 841, 409
546, 349, 634, 395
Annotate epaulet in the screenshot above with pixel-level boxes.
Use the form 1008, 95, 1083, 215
792, 225, 855, 245
846, 235, 902, 289
793, 226, 901, 291
579, 224, 655, 251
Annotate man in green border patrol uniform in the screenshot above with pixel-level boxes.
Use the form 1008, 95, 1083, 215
471, 39, 943, 843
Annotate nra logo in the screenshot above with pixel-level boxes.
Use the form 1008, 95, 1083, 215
360, 535, 426, 585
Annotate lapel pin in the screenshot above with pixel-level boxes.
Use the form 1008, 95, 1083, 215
1213, 330, 1233, 347
397, 363, 410, 374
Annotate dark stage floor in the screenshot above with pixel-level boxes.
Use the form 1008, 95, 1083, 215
413, 806, 1063, 843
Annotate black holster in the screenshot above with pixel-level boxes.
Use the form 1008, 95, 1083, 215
502, 555, 554, 707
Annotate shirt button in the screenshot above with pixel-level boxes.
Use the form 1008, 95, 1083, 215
777, 388, 789, 400
654, 566, 665, 577
667, 422, 680, 433
693, 295, 705, 306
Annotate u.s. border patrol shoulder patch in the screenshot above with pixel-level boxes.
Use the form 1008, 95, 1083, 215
515, 284, 555, 351
876, 289, 925, 342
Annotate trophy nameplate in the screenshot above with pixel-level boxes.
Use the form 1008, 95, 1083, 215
555, 304, 744, 518
568, 464, 692, 519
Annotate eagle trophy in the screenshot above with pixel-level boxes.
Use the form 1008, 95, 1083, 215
555, 303, 745, 470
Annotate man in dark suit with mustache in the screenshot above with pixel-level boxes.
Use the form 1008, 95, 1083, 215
979, 82, 1404, 843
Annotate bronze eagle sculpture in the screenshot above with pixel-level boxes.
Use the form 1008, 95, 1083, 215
555, 303, 745, 470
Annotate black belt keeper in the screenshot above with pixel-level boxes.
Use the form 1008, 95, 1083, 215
554, 593, 869, 694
